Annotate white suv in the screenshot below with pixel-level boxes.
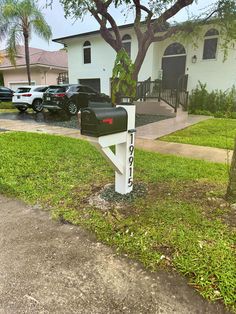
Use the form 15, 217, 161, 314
12, 85, 48, 113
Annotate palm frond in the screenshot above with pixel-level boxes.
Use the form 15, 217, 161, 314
1, 0, 19, 19
32, 17, 52, 41
0, 0, 52, 66
6, 25, 22, 66
31, 6, 52, 41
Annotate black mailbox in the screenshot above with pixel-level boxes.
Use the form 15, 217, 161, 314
81, 107, 127, 137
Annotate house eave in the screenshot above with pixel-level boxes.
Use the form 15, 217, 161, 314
52, 23, 135, 44
0, 63, 68, 71
52, 20, 170, 44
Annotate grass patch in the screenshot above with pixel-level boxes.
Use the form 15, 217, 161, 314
160, 118, 236, 150
0, 109, 18, 113
0, 132, 235, 311
0, 101, 17, 112
0, 101, 14, 109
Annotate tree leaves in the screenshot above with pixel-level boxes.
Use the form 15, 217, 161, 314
111, 48, 136, 103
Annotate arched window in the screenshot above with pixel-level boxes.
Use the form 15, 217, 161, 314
163, 43, 186, 56
122, 34, 131, 57
83, 41, 91, 64
203, 29, 219, 60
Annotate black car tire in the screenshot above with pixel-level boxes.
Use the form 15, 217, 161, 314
47, 109, 57, 113
68, 101, 78, 115
17, 107, 27, 112
33, 99, 43, 112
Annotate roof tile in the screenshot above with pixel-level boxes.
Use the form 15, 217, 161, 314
0, 45, 68, 69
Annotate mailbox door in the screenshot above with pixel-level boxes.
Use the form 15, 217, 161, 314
81, 107, 127, 137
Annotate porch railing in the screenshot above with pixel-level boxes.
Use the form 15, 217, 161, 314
160, 88, 178, 111
136, 78, 161, 101
136, 74, 189, 112
57, 72, 69, 84
177, 74, 189, 111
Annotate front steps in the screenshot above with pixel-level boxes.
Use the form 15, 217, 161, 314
134, 100, 175, 117
134, 99, 188, 118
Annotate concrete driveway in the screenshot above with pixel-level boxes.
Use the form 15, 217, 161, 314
0, 195, 231, 314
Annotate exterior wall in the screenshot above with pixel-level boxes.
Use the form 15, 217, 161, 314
67, 36, 116, 95
66, 25, 236, 95
186, 37, 236, 92
67, 29, 154, 95
2, 67, 64, 89
153, 27, 236, 92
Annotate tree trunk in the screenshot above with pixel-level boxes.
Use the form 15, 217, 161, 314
24, 32, 31, 85
133, 40, 151, 81
226, 137, 236, 202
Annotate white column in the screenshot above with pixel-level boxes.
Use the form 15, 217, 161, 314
115, 105, 136, 194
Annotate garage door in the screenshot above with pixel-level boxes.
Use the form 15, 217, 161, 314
9, 81, 35, 91
79, 79, 101, 92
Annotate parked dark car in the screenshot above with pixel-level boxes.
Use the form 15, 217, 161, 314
0, 86, 14, 101
42, 84, 111, 115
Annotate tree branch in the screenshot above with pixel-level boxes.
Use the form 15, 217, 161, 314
153, 0, 194, 32
152, 26, 179, 42
89, 8, 119, 51
93, 0, 122, 50
133, 0, 143, 43
203, 9, 218, 22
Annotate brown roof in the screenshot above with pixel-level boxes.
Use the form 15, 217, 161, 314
0, 45, 68, 69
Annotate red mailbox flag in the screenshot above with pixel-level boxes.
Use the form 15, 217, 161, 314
101, 118, 113, 124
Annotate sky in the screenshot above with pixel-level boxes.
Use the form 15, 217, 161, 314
0, 0, 217, 52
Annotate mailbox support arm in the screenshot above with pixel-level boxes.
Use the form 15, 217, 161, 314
92, 144, 124, 175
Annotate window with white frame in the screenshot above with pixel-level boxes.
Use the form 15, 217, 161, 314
83, 41, 91, 64
122, 34, 131, 57
202, 29, 219, 60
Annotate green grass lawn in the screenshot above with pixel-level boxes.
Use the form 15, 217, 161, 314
0, 132, 235, 311
160, 118, 236, 150
0, 101, 17, 112
0, 101, 14, 108
0, 109, 18, 113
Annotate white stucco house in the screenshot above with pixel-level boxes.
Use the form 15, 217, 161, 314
53, 22, 236, 102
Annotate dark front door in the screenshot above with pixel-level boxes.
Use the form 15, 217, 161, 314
161, 56, 186, 89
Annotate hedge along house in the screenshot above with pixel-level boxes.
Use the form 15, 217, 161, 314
53, 22, 236, 115
0, 45, 68, 90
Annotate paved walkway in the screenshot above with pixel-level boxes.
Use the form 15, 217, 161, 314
0, 195, 230, 314
136, 112, 211, 140
0, 118, 233, 164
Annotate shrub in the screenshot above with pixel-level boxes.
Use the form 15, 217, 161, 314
189, 82, 236, 118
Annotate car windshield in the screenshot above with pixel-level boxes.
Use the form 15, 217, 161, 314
46, 86, 69, 93
34, 87, 48, 92
15, 87, 31, 93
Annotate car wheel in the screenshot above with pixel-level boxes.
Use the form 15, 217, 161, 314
47, 109, 57, 113
33, 99, 43, 112
17, 107, 27, 112
68, 101, 78, 115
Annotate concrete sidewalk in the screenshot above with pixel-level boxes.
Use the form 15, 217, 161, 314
0, 195, 230, 314
0, 118, 233, 164
136, 139, 233, 164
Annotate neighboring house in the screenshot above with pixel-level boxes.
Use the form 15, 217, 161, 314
53, 23, 236, 97
0, 45, 68, 90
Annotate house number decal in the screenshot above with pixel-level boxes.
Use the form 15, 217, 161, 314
128, 132, 135, 187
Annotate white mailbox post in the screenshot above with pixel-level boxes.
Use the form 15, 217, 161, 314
115, 105, 136, 194
82, 104, 136, 195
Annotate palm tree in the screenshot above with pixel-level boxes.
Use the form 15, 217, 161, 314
0, 0, 52, 85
